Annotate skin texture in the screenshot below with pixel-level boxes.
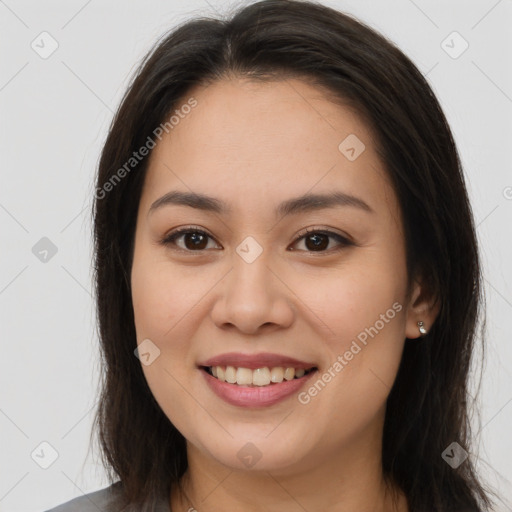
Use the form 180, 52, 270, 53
130, 77, 439, 511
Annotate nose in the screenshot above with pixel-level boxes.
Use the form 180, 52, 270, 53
210, 251, 295, 335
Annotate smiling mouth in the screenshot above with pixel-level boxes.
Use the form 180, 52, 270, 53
201, 365, 318, 387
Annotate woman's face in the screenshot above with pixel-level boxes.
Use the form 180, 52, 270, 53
131, 77, 425, 474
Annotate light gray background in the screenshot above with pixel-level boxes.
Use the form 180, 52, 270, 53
1, 1, 511, 510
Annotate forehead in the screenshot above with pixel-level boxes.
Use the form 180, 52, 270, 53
167, 77, 376, 160
140, 77, 397, 221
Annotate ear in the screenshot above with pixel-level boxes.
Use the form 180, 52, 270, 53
405, 275, 441, 340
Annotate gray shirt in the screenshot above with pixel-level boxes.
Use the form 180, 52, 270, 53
43, 483, 171, 511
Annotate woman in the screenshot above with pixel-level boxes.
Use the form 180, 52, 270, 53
46, 0, 500, 510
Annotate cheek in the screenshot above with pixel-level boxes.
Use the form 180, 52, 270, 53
296, 250, 407, 348
131, 243, 209, 345
290, 250, 408, 417
131, 264, 183, 341
131, 260, 213, 411
131, 250, 206, 436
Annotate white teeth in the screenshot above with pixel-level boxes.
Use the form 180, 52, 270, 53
270, 367, 284, 383
225, 366, 237, 384
284, 367, 295, 380
252, 368, 271, 386
236, 367, 253, 385
208, 365, 314, 386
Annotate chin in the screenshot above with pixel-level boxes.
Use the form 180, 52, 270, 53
195, 430, 315, 473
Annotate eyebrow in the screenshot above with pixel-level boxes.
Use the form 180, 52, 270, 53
148, 190, 374, 217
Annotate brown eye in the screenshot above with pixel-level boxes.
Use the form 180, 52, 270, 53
303, 232, 329, 251
291, 229, 352, 253
161, 228, 220, 252
181, 231, 209, 250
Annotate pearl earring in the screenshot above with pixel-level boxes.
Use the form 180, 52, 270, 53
417, 321, 427, 336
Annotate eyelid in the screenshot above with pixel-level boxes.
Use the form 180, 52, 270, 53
293, 226, 353, 245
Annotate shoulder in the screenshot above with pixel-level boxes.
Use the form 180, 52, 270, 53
43, 482, 122, 512
43, 481, 171, 512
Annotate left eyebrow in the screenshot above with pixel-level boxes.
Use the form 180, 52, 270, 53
148, 190, 374, 217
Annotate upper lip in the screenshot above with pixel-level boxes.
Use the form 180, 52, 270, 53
198, 352, 317, 370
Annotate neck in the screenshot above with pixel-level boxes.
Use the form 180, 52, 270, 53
170, 420, 408, 512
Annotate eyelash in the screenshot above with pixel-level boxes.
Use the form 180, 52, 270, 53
159, 225, 353, 255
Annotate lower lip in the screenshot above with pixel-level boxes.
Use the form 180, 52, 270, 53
200, 368, 317, 408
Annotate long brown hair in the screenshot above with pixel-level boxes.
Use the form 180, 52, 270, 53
91, 1, 499, 510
